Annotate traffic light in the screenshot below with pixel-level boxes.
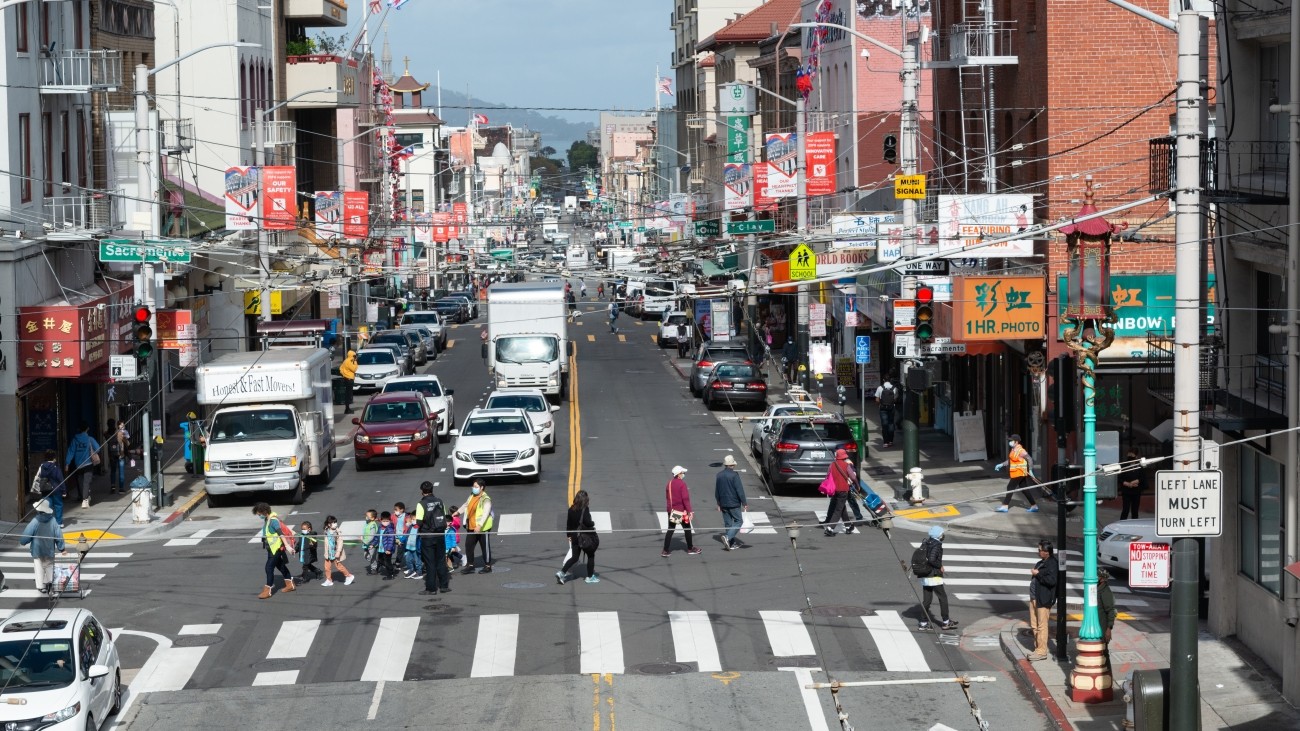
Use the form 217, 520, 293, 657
883, 133, 898, 164
133, 305, 154, 361
915, 285, 935, 344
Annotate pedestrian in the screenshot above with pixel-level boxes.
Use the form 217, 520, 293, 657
20, 499, 64, 594
392, 502, 410, 573
362, 509, 379, 575
557, 490, 599, 584
339, 350, 358, 414
377, 511, 398, 580
253, 502, 296, 598
1119, 450, 1148, 520
597, 283, 605, 300
446, 509, 464, 569
64, 423, 100, 509
480, 329, 490, 362
662, 465, 702, 556
456, 480, 495, 574
782, 338, 797, 382
608, 300, 620, 334
676, 321, 691, 359
915, 525, 957, 630
403, 512, 423, 580
32, 450, 66, 527
1099, 568, 1117, 668
297, 521, 323, 583
320, 515, 354, 586
414, 481, 451, 595
104, 419, 126, 493
1027, 539, 1058, 660
715, 455, 747, 551
580, 281, 588, 299
822, 449, 858, 537
875, 377, 899, 448
994, 434, 1039, 512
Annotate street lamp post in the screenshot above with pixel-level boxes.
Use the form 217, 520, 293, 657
1060, 177, 1118, 703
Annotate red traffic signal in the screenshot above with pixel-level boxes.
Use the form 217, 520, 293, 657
916, 285, 934, 304
134, 306, 152, 324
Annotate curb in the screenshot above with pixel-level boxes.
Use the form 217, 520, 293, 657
1000, 629, 1073, 731
162, 487, 207, 526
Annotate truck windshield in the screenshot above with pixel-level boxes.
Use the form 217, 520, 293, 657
496, 336, 558, 364
648, 280, 675, 297
210, 409, 297, 443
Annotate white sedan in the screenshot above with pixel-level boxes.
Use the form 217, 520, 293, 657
383, 375, 456, 440
1098, 518, 1162, 571
0, 608, 121, 730
353, 348, 404, 392
485, 388, 559, 452
451, 408, 541, 485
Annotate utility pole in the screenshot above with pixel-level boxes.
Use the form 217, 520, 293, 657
1282, 0, 1300, 697
898, 27, 922, 477
133, 63, 158, 492
796, 95, 809, 388
254, 106, 273, 325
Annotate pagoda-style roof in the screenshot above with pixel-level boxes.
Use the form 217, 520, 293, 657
387, 57, 429, 94
1061, 178, 1124, 238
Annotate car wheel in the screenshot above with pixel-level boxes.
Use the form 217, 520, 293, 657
355, 459, 369, 472
291, 477, 307, 505
424, 447, 437, 467
84, 715, 93, 731
528, 468, 541, 483
703, 392, 713, 410
109, 670, 122, 715
205, 492, 224, 509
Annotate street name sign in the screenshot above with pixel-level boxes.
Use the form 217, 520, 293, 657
727, 220, 776, 235
99, 239, 193, 263
1128, 542, 1171, 588
894, 333, 965, 358
694, 219, 721, 236
1155, 469, 1223, 536
788, 243, 817, 280
894, 174, 927, 199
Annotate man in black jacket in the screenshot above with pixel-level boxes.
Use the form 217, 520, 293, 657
414, 481, 451, 596
1028, 540, 1059, 660
918, 525, 957, 630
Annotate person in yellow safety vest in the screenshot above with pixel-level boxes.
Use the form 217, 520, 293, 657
994, 433, 1039, 513
455, 481, 495, 574
254, 502, 297, 598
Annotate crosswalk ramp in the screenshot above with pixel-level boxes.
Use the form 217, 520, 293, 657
133, 607, 953, 692
0, 550, 133, 602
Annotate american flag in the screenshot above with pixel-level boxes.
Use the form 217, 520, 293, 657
390, 0, 410, 8
658, 76, 672, 97
472, 113, 489, 125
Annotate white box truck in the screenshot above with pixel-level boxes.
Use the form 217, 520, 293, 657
487, 281, 569, 401
564, 195, 578, 214
196, 348, 335, 506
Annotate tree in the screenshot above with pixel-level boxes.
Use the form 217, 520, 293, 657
539, 146, 557, 158
530, 156, 562, 178
567, 141, 598, 172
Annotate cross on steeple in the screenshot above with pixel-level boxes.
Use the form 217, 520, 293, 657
403, 56, 411, 74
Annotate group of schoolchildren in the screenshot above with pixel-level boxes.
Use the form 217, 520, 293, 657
290, 502, 465, 586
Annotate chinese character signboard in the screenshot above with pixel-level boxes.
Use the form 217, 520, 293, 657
726, 117, 751, 164
952, 276, 1046, 341
19, 295, 111, 378
805, 131, 837, 196
314, 191, 343, 238
224, 166, 259, 230
937, 194, 1036, 258
1056, 273, 1217, 338
261, 166, 297, 230
343, 191, 369, 239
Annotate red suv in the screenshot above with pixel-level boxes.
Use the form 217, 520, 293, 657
352, 392, 439, 471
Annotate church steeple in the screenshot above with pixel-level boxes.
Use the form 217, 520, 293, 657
381, 25, 394, 85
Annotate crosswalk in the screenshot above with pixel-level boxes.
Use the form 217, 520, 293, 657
0, 550, 133, 602
129, 606, 952, 694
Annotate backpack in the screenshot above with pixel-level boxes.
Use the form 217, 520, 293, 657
421, 496, 447, 532
880, 384, 897, 409
29, 470, 50, 496
910, 543, 933, 578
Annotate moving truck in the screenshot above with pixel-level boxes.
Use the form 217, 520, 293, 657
564, 195, 578, 214
196, 348, 335, 506
487, 281, 569, 401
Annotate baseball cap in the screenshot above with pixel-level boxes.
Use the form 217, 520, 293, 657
671, 465, 688, 475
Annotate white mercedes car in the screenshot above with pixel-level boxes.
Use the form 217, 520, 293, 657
451, 408, 541, 485
484, 388, 559, 452
0, 608, 121, 730
383, 375, 456, 441
352, 348, 404, 392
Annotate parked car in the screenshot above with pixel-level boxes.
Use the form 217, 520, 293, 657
432, 298, 467, 324
353, 348, 405, 392
352, 391, 439, 470
365, 342, 412, 376
689, 342, 752, 396
451, 407, 540, 485
750, 402, 825, 461
398, 324, 439, 359
1098, 518, 1162, 572
702, 361, 768, 410
371, 329, 426, 366
0, 608, 121, 730
399, 311, 448, 350
444, 294, 478, 320
658, 310, 691, 348
761, 417, 857, 493
484, 388, 559, 452
382, 375, 456, 441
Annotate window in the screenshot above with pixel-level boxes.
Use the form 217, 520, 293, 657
1239, 446, 1285, 597
59, 112, 69, 189
76, 110, 86, 188
42, 112, 52, 197
15, 4, 28, 53
18, 114, 30, 202
39, 1, 48, 49
74, 0, 83, 49
239, 62, 248, 129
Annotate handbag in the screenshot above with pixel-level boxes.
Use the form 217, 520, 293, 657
667, 480, 687, 525
818, 474, 838, 497
577, 532, 600, 551
90, 451, 101, 467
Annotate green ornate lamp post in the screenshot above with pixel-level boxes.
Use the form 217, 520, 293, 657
1060, 177, 1121, 702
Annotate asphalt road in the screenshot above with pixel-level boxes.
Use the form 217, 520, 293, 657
2, 268, 1054, 730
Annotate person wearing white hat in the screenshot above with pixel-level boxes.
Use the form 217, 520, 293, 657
20, 500, 64, 594
662, 466, 702, 557
715, 455, 747, 550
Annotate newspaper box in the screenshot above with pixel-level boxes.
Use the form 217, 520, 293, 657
52, 553, 85, 598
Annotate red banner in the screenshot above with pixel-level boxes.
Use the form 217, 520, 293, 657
343, 190, 369, 239
806, 131, 837, 197
19, 294, 111, 378
452, 202, 468, 238
753, 162, 777, 212
432, 212, 453, 243
261, 166, 298, 230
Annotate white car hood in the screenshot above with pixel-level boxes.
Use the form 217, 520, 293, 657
0, 684, 83, 721
455, 433, 535, 453
356, 363, 399, 376
424, 396, 452, 415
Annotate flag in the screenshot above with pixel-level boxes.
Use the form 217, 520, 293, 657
658, 76, 672, 97
473, 113, 489, 125
390, 0, 410, 8
394, 145, 415, 162
368, 0, 381, 12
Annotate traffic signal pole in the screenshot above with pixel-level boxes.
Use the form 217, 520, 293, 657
133, 63, 158, 491
899, 31, 921, 476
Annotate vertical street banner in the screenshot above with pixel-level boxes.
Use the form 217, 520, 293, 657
805, 131, 837, 196
223, 166, 259, 230
723, 163, 752, 211
452, 202, 468, 238
432, 212, 453, 243
412, 212, 433, 244
764, 133, 797, 198
314, 191, 343, 238
726, 117, 751, 164
261, 166, 297, 230
753, 162, 777, 212
342, 190, 370, 239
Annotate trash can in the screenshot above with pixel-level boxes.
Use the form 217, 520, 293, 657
331, 376, 349, 405
846, 417, 870, 460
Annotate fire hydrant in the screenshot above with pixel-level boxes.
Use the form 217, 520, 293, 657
905, 467, 928, 505
129, 475, 155, 524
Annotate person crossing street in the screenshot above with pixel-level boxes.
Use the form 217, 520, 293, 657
415, 481, 452, 595
715, 455, 747, 550
994, 434, 1039, 512
456, 481, 495, 574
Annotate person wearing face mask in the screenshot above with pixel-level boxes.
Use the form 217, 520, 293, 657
455, 480, 495, 574
993, 434, 1039, 512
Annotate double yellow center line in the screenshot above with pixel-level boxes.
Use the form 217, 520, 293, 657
567, 344, 583, 504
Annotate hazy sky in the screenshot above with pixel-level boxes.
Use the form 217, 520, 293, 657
374, 0, 670, 125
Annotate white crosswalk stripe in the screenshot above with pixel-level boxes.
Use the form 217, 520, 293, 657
760, 610, 816, 656
360, 617, 420, 682
579, 611, 624, 674
471, 614, 519, 678
0, 551, 130, 601
669, 610, 722, 672
862, 611, 929, 672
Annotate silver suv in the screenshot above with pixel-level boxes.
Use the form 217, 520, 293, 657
400, 311, 448, 350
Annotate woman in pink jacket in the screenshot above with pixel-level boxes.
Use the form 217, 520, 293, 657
662, 465, 703, 557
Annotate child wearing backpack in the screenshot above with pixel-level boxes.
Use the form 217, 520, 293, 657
297, 521, 323, 583
403, 515, 423, 579
321, 515, 354, 586
377, 512, 397, 580
445, 507, 464, 569
362, 509, 379, 575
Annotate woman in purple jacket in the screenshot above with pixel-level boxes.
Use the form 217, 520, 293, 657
662, 465, 703, 557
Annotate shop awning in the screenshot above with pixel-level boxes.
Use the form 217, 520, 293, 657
699, 259, 738, 278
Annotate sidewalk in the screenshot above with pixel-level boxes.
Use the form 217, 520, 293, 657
667, 347, 1300, 729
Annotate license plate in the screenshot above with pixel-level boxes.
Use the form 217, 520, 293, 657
384, 446, 399, 454
810, 451, 827, 459
487, 466, 504, 473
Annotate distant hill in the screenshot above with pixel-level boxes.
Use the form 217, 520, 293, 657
433, 89, 593, 150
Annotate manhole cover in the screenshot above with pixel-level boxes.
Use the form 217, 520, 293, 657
502, 581, 545, 590
186, 515, 220, 521
253, 658, 303, 672
770, 656, 819, 668
631, 662, 691, 675
173, 635, 223, 648
865, 466, 897, 477
806, 606, 869, 617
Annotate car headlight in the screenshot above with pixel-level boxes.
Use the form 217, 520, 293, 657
414, 430, 429, 441
43, 702, 81, 723
382, 370, 399, 378
455, 451, 470, 461
205, 461, 222, 471
355, 434, 370, 444
497, 377, 509, 387
1111, 533, 1145, 542
276, 456, 298, 468
519, 447, 536, 459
